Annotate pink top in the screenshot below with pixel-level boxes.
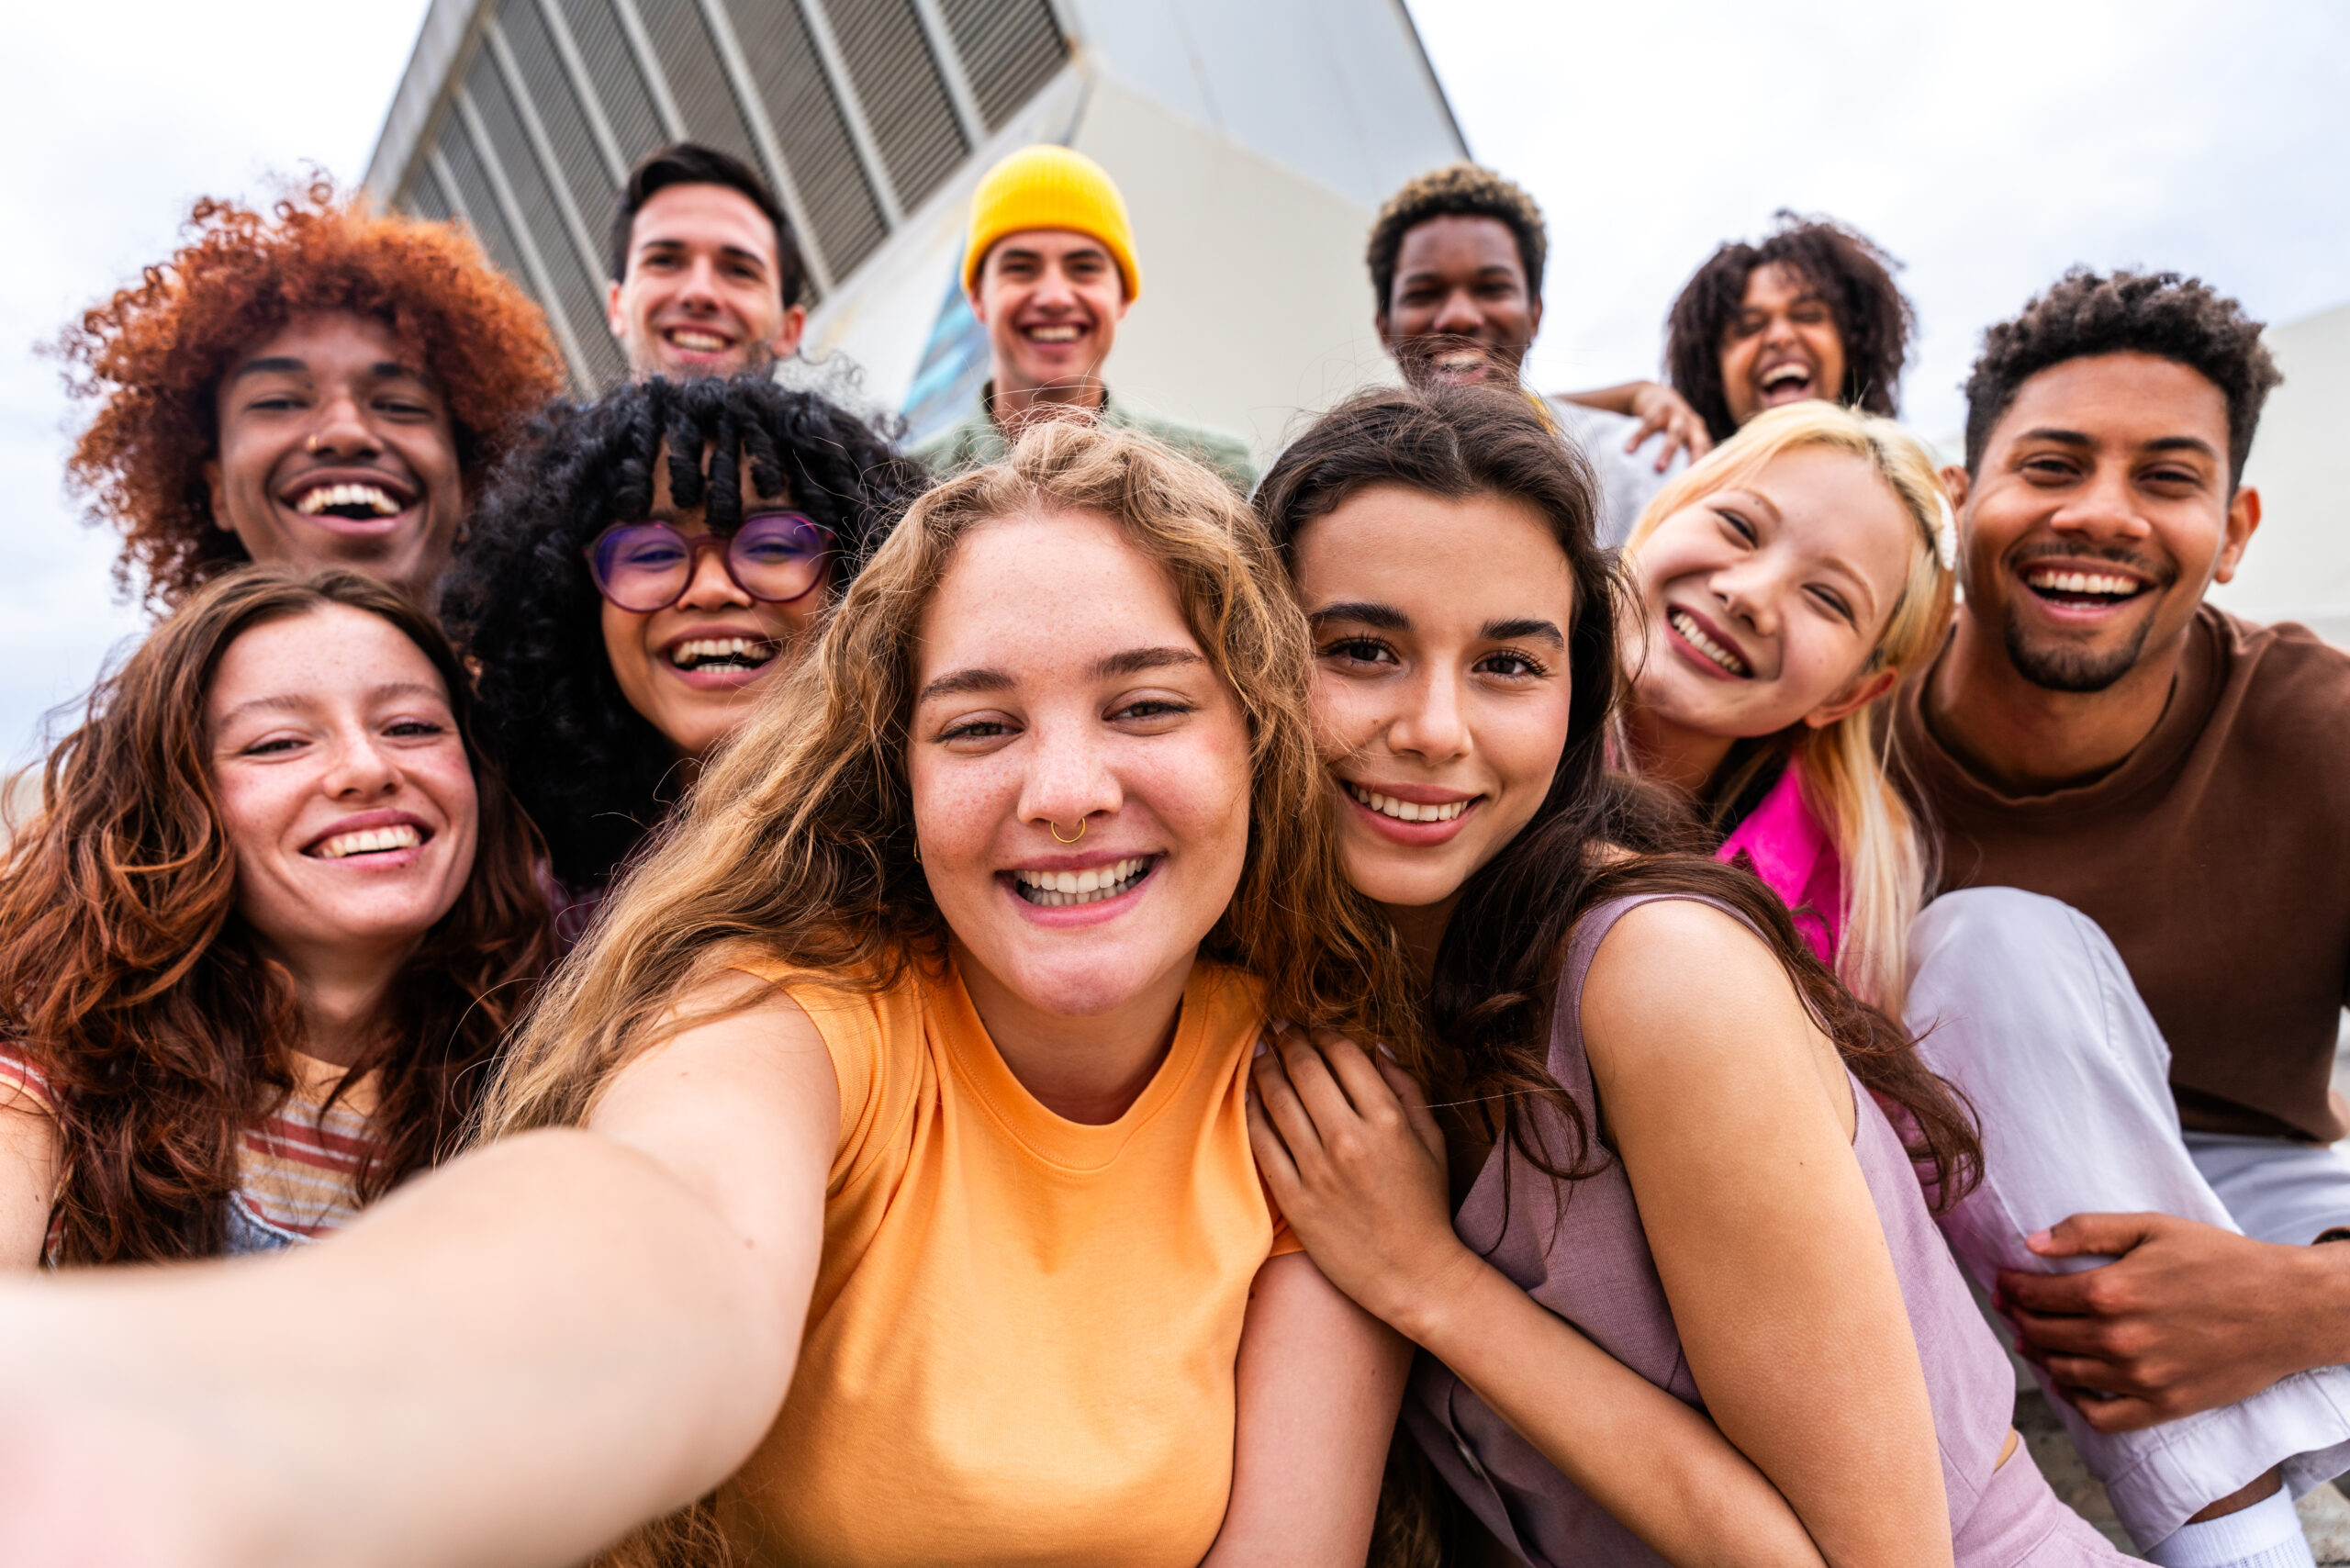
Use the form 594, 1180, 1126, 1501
1717, 762, 1842, 969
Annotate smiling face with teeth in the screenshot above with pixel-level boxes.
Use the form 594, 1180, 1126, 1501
1718, 264, 1849, 431
969, 230, 1131, 415
207, 604, 477, 1006
908, 509, 1249, 1037
606, 182, 804, 381
599, 442, 827, 760
1625, 444, 1915, 791
1292, 483, 1579, 925
206, 312, 464, 600
1947, 353, 2253, 704
1377, 215, 1540, 389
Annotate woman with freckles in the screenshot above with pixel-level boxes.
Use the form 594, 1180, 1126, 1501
1247, 384, 2123, 1566
440, 374, 923, 942
0, 424, 1416, 1568
0, 569, 549, 1264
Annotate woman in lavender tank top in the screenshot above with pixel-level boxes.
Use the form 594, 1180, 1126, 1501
1245, 384, 2123, 1566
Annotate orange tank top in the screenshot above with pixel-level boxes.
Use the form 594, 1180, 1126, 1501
722, 954, 1295, 1566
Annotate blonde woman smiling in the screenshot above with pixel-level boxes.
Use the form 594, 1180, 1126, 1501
1619, 400, 1955, 1011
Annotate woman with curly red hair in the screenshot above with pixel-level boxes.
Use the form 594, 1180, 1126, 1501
0, 568, 551, 1262
60, 179, 567, 610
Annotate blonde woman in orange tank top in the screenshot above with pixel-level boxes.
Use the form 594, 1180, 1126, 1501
0, 424, 1427, 1567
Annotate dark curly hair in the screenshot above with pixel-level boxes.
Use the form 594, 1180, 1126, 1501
440, 375, 925, 892
1964, 267, 2280, 487
1665, 211, 1916, 442
0, 567, 553, 1263
60, 177, 567, 610
1366, 162, 1548, 316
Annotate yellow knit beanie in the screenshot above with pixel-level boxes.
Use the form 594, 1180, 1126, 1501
960, 145, 1141, 301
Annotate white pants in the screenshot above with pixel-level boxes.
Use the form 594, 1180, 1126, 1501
1907, 888, 2350, 1550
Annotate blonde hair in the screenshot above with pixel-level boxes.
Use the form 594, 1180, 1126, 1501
1623, 401, 1954, 1014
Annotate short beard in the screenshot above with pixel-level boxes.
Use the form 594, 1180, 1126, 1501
2001, 605, 2156, 693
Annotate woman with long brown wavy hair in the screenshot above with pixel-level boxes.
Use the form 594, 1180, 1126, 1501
1246, 383, 2121, 1567
0, 424, 1421, 1567
0, 567, 550, 1263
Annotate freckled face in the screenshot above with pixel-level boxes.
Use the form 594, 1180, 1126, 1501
1294, 484, 1577, 912
907, 510, 1250, 1020
208, 605, 478, 977
1630, 445, 1914, 740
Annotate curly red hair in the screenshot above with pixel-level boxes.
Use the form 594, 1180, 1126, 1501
61, 177, 567, 610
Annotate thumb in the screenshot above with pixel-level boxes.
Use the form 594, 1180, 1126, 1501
2029, 1212, 2158, 1260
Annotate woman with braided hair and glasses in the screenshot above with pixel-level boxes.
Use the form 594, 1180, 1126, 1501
439, 375, 924, 940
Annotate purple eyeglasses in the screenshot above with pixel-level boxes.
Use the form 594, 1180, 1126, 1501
585, 510, 834, 613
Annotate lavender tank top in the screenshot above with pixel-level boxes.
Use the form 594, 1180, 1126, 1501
1405, 894, 2121, 1566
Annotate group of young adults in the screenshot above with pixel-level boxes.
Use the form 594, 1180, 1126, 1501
0, 123, 2338, 1568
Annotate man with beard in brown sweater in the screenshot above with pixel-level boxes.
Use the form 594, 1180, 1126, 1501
1896, 268, 2350, 1568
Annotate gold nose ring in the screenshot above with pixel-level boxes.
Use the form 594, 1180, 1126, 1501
1050, 819, 1086, 844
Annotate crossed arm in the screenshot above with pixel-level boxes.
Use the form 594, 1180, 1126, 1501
0, 985, 1398, 1566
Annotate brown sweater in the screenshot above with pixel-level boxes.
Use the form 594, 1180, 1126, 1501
1896, 606, 2350, 1142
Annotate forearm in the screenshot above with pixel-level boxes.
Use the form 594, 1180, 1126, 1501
1399, 1253, 1826, 1568
1552, 380, 1646, 417
0, 1130, 801, 1568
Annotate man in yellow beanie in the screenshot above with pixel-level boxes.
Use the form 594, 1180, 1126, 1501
912, 145, 1255, 489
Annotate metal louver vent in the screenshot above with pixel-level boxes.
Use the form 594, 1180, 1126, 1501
556, 0, 666, 156
408, 165, 455, 225
386, 0, 1069, 391
939, 0, 1061, 129
726, 0, 890, 282
633, 0, 770, 180
465, 50, 629, 387
434, 118, 534, 293
823, 0, 968, 211
498, 0, 621, 257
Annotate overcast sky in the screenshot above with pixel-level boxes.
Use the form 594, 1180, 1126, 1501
2, 0, 2344, 767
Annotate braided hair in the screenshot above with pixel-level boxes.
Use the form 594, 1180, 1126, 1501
441, 375, 924, 890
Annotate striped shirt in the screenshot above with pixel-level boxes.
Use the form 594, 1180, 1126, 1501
0, 1047, 378, 1260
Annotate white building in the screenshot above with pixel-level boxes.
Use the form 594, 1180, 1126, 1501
2210, 299, 2350, 648
363, 0, 1468, 461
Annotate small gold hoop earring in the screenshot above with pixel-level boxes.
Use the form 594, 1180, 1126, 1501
1050, 818, 1085, 844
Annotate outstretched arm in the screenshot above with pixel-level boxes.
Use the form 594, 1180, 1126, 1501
0, 981, 839, 1568
1204, 1250, 1411, 1566
1249, 1029, 1829, 1568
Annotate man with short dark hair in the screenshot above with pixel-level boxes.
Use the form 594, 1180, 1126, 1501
606, 142, 806, 381
1895, 268, 2350, 1568
1365, 162, 1683, 543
